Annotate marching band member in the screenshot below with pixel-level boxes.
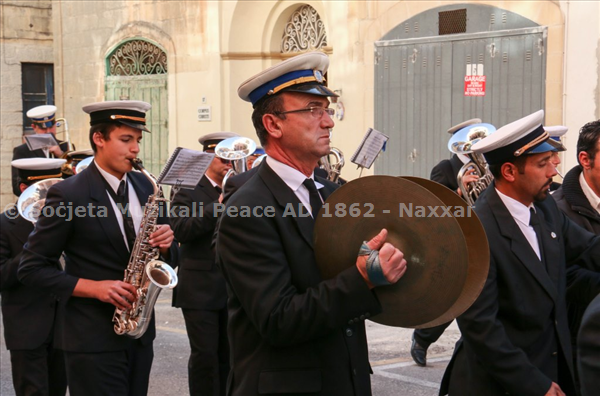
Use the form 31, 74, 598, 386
440, 110, 600, 396
411, 118, 483, 367
11, 105, 70, 196
216, 51, 407, 396
1, 158, 67, 396
18, 101, 177, 396
552, 120, 600, 390
171, 131, 239, 396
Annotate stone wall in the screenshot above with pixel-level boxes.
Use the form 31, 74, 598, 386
1, 0, 54, 208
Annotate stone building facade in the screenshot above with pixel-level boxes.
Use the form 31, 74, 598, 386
1, 0, 54, 206
1, 1, 599, 207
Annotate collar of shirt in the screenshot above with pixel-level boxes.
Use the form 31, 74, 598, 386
457, 153, 471, 165
266, 157, 324, 191
496, 188, 541, 260
205, 175, 219, 189
495, 188, 536, 227
579, 172, 600, 214
95, 160, 127, 192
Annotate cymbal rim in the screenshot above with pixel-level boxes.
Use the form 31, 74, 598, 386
314, 176, 471, 328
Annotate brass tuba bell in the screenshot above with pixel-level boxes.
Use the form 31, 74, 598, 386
448, 123, 496, 207
17, 178, 63, 223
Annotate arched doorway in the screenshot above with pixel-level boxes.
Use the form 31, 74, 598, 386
374, 4, 546, 178
105, 38, 169, 177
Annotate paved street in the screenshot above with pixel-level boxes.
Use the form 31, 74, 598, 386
1, 290, 459, 395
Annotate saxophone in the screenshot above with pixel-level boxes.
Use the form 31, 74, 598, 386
112, 158, 178, 339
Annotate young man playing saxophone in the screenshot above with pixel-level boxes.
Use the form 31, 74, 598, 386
19, 101, 177, 396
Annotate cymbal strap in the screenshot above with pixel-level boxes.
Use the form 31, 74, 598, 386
359, 241, 390, 286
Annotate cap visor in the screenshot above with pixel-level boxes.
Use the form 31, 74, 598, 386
546, 138, 566, 152
117, 120, 151, 133
281, 82, 338, 98
528, 141, 562, 154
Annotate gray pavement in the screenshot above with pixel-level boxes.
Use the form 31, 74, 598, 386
1, 289, 459, 395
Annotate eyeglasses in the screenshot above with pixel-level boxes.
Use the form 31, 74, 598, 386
275, 107, 335, 119
217, 158, 232, 164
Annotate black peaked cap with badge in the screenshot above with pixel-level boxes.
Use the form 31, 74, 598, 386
198, 132, 240, 152
82, 100, 152, 132
238, 51, 338, 107
11, 158, 66, 185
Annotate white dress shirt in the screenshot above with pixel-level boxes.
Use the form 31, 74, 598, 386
266, 157, 324, 217
496, 188, 541, 260
95, 161, 143, 250
580, 172, 600, 214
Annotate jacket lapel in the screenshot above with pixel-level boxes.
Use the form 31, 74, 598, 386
258, 163, 314, 248
198, 176, 220, 201
487, 187, 558, 303
11, 215, 33, 245
537, 207, 561, 288
87, 162, 131, 259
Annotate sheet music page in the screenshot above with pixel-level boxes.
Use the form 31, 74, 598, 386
25, 134, 60, 151
157, 148, 214, 189
350, 128, 389, 169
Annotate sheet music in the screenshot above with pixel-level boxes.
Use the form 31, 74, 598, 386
350, 128, 389, 169
25, 134, 60, 152
157, 148, 214, 189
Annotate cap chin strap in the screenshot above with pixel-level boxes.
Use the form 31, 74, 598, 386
514, 131, 550, 156
358, 241, 391, 286
27, 173, 62, 181
110, 115, 146, 123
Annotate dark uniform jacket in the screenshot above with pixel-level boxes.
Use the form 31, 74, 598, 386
440, 184, 600, 396
18, 161, 177, 353
553, 165, 600, 234
11, 141, 70, 196
216, 162, 382, 396
171, 175, 226, 310
552, 165, 600, 359
578, 293, 600, 396
0, 206, 61, 350
430, 154, 463, 191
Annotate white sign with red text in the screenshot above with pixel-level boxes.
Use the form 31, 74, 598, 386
464, 63, 486, 96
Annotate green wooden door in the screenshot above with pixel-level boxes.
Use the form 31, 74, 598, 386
105, 38, 169, 177
105, 75, 168, 177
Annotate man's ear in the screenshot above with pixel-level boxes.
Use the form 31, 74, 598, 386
92, 132, 105, 150
579, 151, 592, 170
19, 183, 29, 194
262, 114, 283, 139
500, 162, 517, 182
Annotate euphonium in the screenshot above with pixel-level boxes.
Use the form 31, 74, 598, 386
318, 147, 345, 183
448, 123, 496, 207
56, 118, 76, 176
112, 158, 178, 339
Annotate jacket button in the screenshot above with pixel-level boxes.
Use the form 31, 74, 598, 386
360, 315, 365, 321
345, 328, 353, 337
552, 352, 557, 356
353, 368, 357, 376
365, 312, 370, 318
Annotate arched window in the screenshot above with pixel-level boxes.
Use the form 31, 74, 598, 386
107, 39, 167, 76
281, 5, 327, 53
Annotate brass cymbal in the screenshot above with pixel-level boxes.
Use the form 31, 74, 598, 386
314, 175, 488, 328
401, 177, 489, 328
